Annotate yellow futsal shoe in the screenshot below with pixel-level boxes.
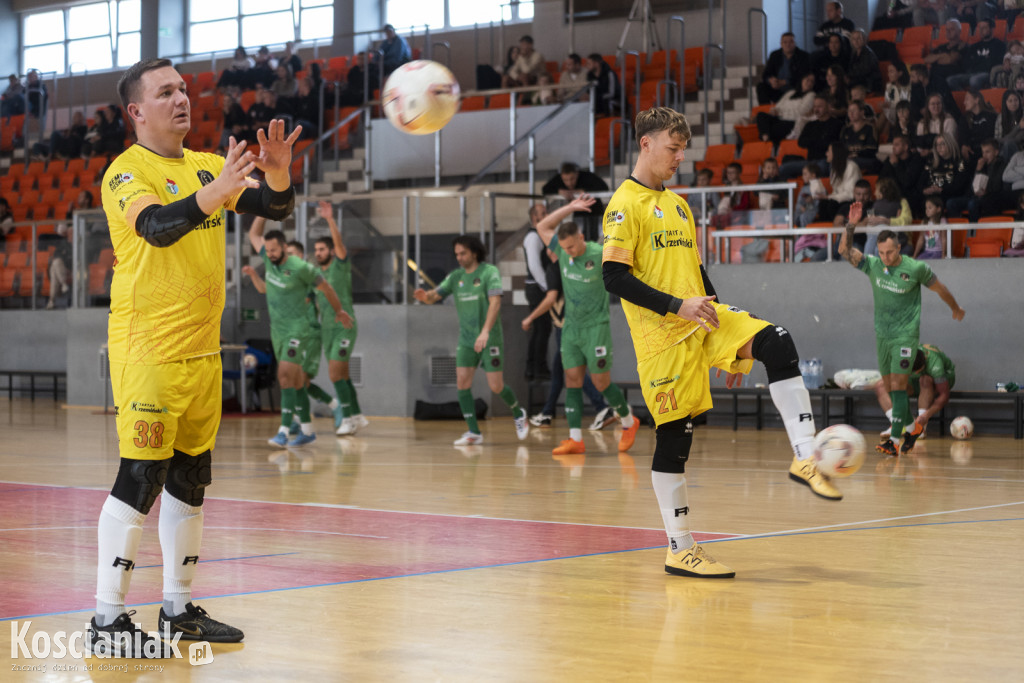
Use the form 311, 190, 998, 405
788, 456, 843, 501
664, 543, 735, 579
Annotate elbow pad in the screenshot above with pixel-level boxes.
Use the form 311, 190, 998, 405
236, 184, 295, 221
135, 195, 208, 248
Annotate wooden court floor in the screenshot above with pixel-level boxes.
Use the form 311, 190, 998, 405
1, 399, 1023, 681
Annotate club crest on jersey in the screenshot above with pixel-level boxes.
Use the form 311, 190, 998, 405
165, 179, 179, 195
197, 169, 215, 186
900, 272, 910, 281
473, 277, 481, 286
584, 260, 595, 270
653, 205, 664, 219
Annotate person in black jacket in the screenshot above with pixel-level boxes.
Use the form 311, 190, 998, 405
947, 138, 1013, 219
880, 133, 927, 213
586, 53, 620, 116
542, 162, 609, 240
814, 1, 856, 48
782, 96, 845, 177
920, 132, 972, 215
757, 32, 812, 104
847, 30, 882, 93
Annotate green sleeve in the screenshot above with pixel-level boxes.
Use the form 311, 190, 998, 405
925, 352, 947, 382
436, 270, 455, 299
856, 254, 874, 274
484, 265, 503, 297
300, 260, 323, 288
916, 259, 936, 287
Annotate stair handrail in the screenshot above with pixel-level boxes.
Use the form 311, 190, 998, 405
748, 9, 769, 107
703, 44, 726, 144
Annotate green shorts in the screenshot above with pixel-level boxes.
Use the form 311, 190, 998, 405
876, 336, 918, 377
322, 323, 358, 363
561, 324, 613, 374
272, 329, 319, 370
456, 344, 504, 372
301, 331, 322, 377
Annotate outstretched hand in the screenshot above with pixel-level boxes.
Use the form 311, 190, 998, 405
847, 201, 863, 225
569, 194, 597, 213
316, 200, 333, 220
255, 119, 302, 181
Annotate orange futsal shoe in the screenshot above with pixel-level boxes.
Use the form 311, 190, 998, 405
552, 438, 585, 455
618, 417, 640, 452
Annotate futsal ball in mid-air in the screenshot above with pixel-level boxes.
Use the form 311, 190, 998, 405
243, 353, 258, 370
950, 416, 974, 440
382, 60, 461, 135
813, 424, 866, 478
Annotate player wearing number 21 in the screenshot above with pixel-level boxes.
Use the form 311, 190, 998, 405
602, 107, 840, 580
93, 58, 302, 656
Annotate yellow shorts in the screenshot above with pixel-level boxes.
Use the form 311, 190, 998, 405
110, 354, 222, 460
637, 303, 772, 427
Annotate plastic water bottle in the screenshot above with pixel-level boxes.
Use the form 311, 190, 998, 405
804, 358, 823, 389
799, 359, 816, 389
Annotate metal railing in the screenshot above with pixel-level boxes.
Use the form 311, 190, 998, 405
703, 44, 726, 145
748, 9, 769, 107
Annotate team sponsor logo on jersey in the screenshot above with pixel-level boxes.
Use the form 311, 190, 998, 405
108, 172, 134, 192
650, 229, 694, 251
489, 346, 500, 357
130, 401, 168, 414
653, 205, 664, 219
899, 359, 910, 369
165, 179, 179, 195
676, 205, 685, 218
584, 260, 595, 270
608, 210, 625, 224
900, 347, 912, 357
197, 169, 215, 186
597, 358, 607, 369
603, 234, 624, 244
594, 346, 607, 357
117, 188, 147, 211
288, 338, 302, 347
648, 374, 681, 389
491, 358, 500, 367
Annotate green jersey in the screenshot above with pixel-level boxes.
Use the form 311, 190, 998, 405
260, 247, 323, 337
857, 254, 936, 339
437, 262, 503, 348
915, 343, 955, 384
548, 238, 608, 328
316, 256, 356, 330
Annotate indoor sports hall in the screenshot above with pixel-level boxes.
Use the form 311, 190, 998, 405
2, 1, 1023, 680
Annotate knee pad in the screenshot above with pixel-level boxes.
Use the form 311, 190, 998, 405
751, 324, 801, 384
164, 450, 213, 507
110, 457, 169, 514
652, 418, 694, 474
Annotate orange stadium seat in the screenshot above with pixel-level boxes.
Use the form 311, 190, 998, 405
981, 88, 1006, 111
738, 141, 772, 165
901, 25, 933, 49
460, 96, 486, 112
869, 29, 899, 43
0, 269, 16, 297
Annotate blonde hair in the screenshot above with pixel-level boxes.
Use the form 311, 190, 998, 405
635, 107, 691, 148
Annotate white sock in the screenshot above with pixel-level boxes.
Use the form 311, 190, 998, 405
769, 376, 816, 460
159, 492, 203, 617
569, 428, 583, 442
277, 426, 288, 435
620, 413, 635, 429
329, 398, 339, 410
652, 471, 695, 554
96, 496, 146, 626
885, 408, 893, 422
300, 423, 314, 436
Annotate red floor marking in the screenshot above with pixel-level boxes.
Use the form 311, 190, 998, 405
0, 483, 737, 620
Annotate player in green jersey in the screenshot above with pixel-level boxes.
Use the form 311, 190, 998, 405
244, 234, 348, 433
522, 196, 640, 455
874, 343, 956, 450
313, 201, 368, 436
414, 235, 529, 446
840, 209, 965, 456
246, 218, 351, 447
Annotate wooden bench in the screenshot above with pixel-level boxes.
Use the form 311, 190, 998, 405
0, 370, 67, 402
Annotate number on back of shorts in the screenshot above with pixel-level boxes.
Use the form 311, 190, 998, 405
655, 389, 678, 414
132, 420, 165, 448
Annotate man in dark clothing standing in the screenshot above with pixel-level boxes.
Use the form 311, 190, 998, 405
880, 133, 927, 213
814, 1, 856, 48
542, 162, 610, 241
758, 32, 812, 104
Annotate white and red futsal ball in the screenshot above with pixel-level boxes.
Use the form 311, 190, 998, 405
813, 424, 866, 478
382, 60, 461, 135
950, 416, 974, 440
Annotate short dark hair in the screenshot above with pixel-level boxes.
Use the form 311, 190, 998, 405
556, 221, 580, 239
910, 63, 929, 76
117, 58, 174, 110
587, 52, 604, 63
315, 236, 334, 250
287, 240, 304, 255
264, 230, 287, 246
854, 179, 871, 191
802, 163, 820, 177
877, 229, 899, 244
560, 161, 580, 175
981, 137, 999, 150
568, 53, 581, 65
453, 234, 487, 263
696, 168, 714, 180
781, 32, 795, 39
520, 35, 534, 44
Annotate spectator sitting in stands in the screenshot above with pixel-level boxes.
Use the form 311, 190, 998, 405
880, 62, 912, 141
542, 162, 608, 239
990, 39, 1024, 87
841, 100, 881, 173
826, 178, 873, 256
291, 77, 321, 139
914, 195, 948, 258
847, 30, 883, 93
586, 53, 621, 116
921, 132, 972, 214
251, 46, 277, 89
35, 110, 87, 161
711, 163, 753, 228
823, 64, 850, 119
948, 18, 1005, 90
504, 35, 549, 104
692, 168, 721, 225
756, 72, 817, 144
1, 73, 24, 116
218, 95, 250, 149
270, 64, 298, 100
915, 0, 951, 26
45, 223, 72, 309
247, 89, 282, 138
995, 89, 1024, 158
781, 95, 845, 177
910, 63, 957, 120
814, 34, 849, 91
925, 19, 969, 87
881, 132, 927, 212
958, 88, 998, 162
218, 47, 255, 91
949, 0, 992, 28
278, 41, 303, 76
819, 141, 862, 221
339, 52, 377, 106
889, 100, 918, 147
874, 0, 916, 29
99, 105, 125, 156
916, 93, 960, 155
558, 54, 589, 102
794, 163, 828, 261
814, 1, 856, 48
25, 69, 46, 119
381, 24, 412, 77
0, 197, 13, 241
758, 32, 812, 104
863, 176, 915, 255
742, 158, 789, 262
948, 137, 1013, 219
1004, 192, 1024, 256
